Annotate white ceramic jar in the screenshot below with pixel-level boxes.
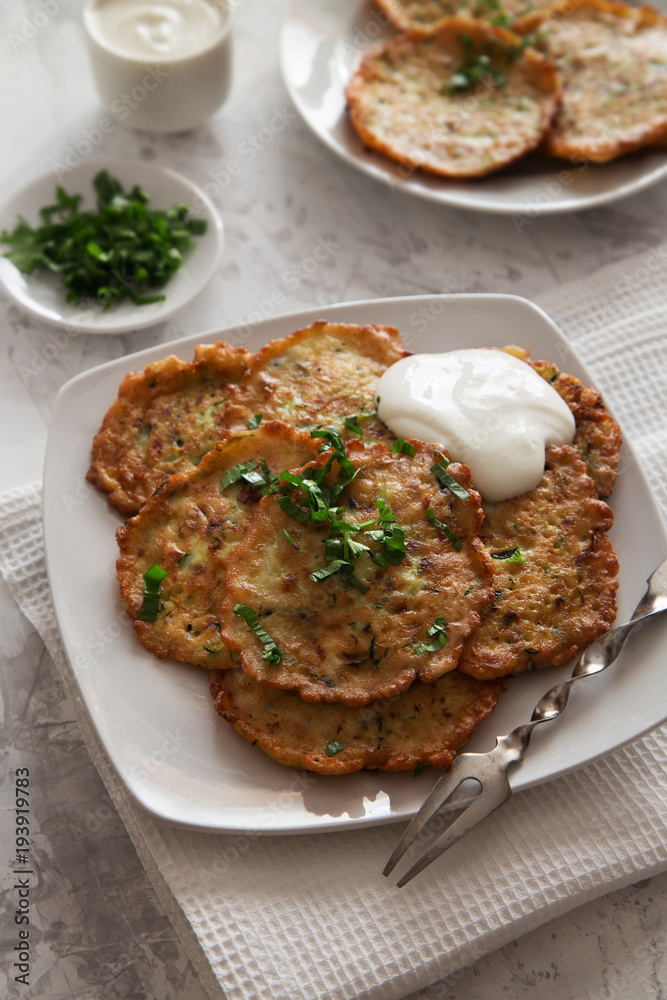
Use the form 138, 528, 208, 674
83, 0, 233, 133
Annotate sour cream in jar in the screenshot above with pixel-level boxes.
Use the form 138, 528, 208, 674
377, 348, 576, 502
84, 0, 232, 133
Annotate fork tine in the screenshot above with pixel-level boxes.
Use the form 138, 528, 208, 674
395, 775, 512, 887
383, 752, 489, 877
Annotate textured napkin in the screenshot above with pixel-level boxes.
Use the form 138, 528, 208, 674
2, 248, 667, 1000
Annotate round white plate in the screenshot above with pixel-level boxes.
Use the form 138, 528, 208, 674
280, 0, 667, 215
0, 157, 224, 334
43, 294, 667, 833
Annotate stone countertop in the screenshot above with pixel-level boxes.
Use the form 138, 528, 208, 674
0, 1, 665, 997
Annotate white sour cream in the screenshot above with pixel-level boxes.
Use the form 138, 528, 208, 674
90, 0, 225, 59
377, 349, 575, 502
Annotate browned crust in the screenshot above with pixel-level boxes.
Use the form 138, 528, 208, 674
375, 0, 565, 32
458, 445, 618, 680
345, 19, 561, 179
115, 422, 321, 668
87, 341, 250, 517
220, 439, 495, 706
516, 0, 667, 163
210, 667, 507, 774
222, 320, 407, 443
374, 0, 429, 32
527, 358, 622, 499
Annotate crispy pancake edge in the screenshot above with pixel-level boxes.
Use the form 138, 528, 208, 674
458, 444, 618, 680
87, 341, 250, 517
116, 421, 322, 668
210, 667, 507, 774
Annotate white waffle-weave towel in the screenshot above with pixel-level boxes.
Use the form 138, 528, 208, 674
1, 248, 667, 1000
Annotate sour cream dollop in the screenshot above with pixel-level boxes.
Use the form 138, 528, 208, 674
377, 349, 575, 502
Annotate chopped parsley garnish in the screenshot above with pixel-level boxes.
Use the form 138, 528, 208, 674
477, 0, 511, 25
139, 563, 167, 621
413, 762, 425, 777
325, 739, 344, 757
220, 458, 278, 493
262, 426, 407, 591
0, 170, 207, 309
220, 461, 258, 491
414, 616, 449, 655
233, 604, 282, 664
341, 398, 380, 437
430, 454, 471, 500
507, 31, 546, 62
491, 547, 526, 564
248, 413, 263, 430
446, 38, 507, 94
426, 507, 461, 551
391, 438, 415, 457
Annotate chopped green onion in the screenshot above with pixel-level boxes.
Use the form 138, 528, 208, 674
491, 547, 526, 564
248, 413, 263, 430
391, 438, 415, 457
414, 616, 449, 655
233, 604, 282, 664
426, 507, 462, 551
282, 529, 297, 547
139, 563, 167, 621
325, 739, 344, 757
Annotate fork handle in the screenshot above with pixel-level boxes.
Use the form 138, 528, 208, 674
497, 605, 666, 761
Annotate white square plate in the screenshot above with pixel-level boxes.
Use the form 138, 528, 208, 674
43, 294, 667, 833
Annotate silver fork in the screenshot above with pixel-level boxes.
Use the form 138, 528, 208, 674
384, 556, 667, 887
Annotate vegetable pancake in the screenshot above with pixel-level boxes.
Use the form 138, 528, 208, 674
519, 0, 667, 162
220, 436, 494, 706
116, 422, 320, 668
498, 346, 622, 499
210, 667, 506, 774
88, 341, 250, 517
345, 19, 560, 178
374, 0, 557, 32
457, 445, 618, 680
525, 355, 622, 499
222, 321, 407, 446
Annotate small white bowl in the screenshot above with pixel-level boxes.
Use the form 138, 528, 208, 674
83, 0, 233, 133
0, 157, 224, 334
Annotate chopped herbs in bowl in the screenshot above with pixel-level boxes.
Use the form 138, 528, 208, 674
1, 170, 207, 309
0, 159, 223, 334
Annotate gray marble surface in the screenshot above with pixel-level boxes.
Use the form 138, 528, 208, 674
0, 0, 665, 997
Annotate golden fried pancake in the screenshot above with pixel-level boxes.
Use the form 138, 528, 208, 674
457, 445, 618, 680
88, 341, 250, 517
222, 321, 406, 446
527, 358, 622, 499
520, 0, 667, 162
374, 0, 557, 32
220, 439, 494, 706
345, 19, 560, 178
210, 667, 506, 774
499, 346, 622, 499
116, 423, 320, 668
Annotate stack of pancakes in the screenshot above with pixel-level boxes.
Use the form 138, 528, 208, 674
345, 0, 667, 177
88, 323, 620, 773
